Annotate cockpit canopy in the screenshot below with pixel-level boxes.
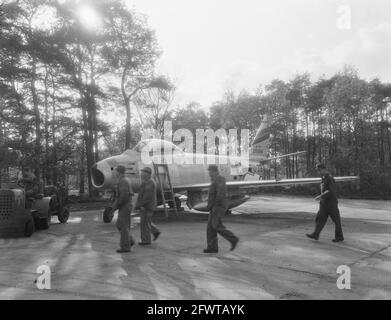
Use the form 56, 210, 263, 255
126, 139, 184, 155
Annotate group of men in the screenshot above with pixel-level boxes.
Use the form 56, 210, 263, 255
17, 162, 344, 252
110, 164, 240, 254
110, 162, 344, 253
110, 166, 161, 253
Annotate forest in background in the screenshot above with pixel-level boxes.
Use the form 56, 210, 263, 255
1, 0, 391, 199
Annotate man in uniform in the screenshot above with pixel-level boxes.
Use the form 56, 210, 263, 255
204, 164, 239, 253
306, 164, 344, 242
135, 167, 161, 245
110, 165, 135, 253
19, 167, 40, 209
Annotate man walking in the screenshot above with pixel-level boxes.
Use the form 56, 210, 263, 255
135, 167, 161, 245
110, 165, 135, 253
204, 164, 239, 253
306, 164, 344, 242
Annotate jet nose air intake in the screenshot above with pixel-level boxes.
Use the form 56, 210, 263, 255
91, 163, 105, 188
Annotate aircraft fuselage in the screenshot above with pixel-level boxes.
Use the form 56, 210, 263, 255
91, 144, 250, 211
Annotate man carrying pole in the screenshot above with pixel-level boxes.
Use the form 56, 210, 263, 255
306, 164, 344, 242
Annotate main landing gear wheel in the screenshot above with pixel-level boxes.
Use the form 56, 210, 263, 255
58, 207, 70, 223
103, 207, 114, 223
175, 197, 181, 210
169, 197, 182, 210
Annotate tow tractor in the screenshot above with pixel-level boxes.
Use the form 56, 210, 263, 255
0, 181, 70, 238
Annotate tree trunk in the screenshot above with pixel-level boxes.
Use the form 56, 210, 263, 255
44, 66, 50, 185
31, 57, 41, 182
305, 111, 310, 172
81, 96, 93, 197
79, 143, 85, 196
380, 108, 385, 167
385, 108, 391, 165
0, 106, 4, 145
51, 74, 58, 185
89, 52, 99, 163
121, 67, 132, 150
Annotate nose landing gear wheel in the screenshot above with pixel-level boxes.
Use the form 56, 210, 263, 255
58, 207, 70, 223
103, 207, 114, 223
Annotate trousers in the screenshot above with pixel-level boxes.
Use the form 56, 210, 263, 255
207, 207, 238, 250
116, 203, 135, 251
314, 204, 344, 240
140, 209, 160, 243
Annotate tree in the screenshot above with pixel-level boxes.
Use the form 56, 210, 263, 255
102, 1, 161, 149
133, 76, 175, 134
172, 102, 209, 133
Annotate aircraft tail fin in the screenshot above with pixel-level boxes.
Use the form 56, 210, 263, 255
250, 114, 272, 160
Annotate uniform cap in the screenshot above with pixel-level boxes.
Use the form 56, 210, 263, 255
141, 167, 152, 175
207, 164, 219, 172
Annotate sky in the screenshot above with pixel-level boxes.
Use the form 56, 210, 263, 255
125, 0, 391, 109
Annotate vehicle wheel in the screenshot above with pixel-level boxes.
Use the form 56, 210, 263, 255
103, 207, 113, 223
168, 197, 182, 210
40, 211, 51, 230
175, 197, 182, 211
24, 219, 34, 237
58, 207, 70, 223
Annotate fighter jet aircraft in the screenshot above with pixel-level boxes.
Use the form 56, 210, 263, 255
91, 117, 359, 222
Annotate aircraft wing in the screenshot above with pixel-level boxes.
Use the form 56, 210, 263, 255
251, 151, 307, 163
173, 176, 359, 192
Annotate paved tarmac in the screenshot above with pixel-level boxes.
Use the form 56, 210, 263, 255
0, 195, 390, 300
